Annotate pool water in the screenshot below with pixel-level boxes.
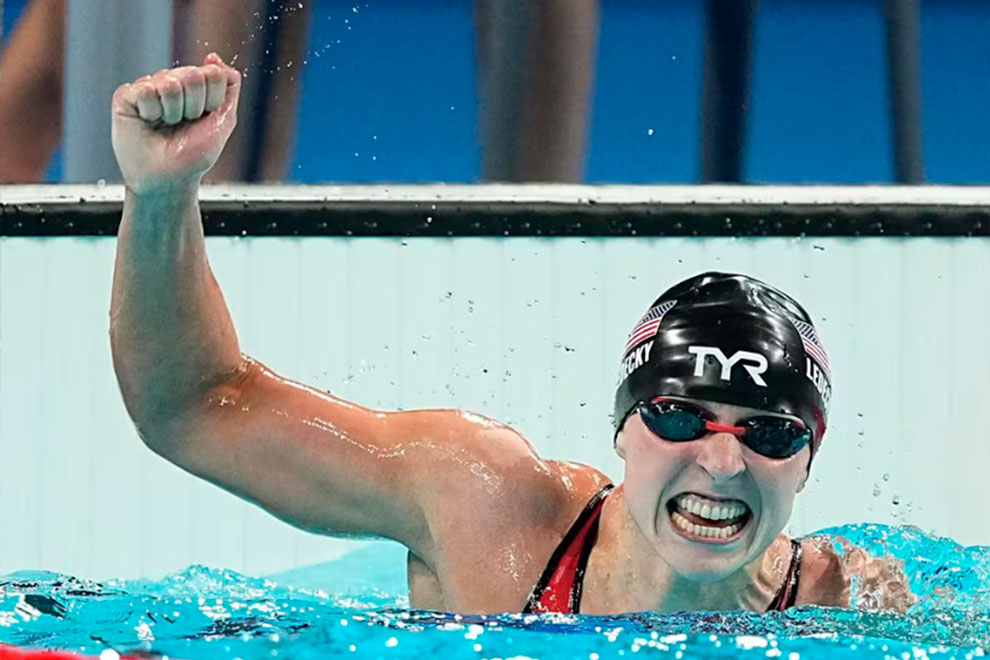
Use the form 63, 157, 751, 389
1, 524, 987, 660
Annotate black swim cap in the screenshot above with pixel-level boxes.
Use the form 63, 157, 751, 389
613, 272, 832, 458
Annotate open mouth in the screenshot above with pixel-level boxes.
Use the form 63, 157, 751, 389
665, 492, 753, 544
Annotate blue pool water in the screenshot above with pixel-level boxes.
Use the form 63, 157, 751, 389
1, 524, 988, 660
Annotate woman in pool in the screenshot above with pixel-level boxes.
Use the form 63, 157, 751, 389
108, 55, 913, 615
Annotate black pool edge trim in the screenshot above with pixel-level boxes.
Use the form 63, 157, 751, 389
2, 187, 989, 237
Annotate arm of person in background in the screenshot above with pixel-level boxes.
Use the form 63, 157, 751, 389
109, 55, 553, 568
0, 0, 65, 181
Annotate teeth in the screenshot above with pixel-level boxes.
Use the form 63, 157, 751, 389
671, 512, 743, 539
674, 494, 748, 521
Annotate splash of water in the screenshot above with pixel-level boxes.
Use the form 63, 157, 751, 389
0, 524, 986, 660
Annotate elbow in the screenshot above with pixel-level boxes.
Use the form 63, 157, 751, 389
116, 352, 257, 455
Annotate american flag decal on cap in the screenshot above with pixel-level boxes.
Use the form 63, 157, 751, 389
624, 300, 677, 354
793, 320, 830, 377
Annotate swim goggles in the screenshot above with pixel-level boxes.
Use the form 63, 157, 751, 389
636, 397, 812, 459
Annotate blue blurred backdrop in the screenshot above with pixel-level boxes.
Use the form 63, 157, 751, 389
4, 0, 989, 184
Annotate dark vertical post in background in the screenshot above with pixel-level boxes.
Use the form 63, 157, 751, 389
476, 0, 530, 181
700, 0, 756, 183
477, 0, 598, 182
884, 0, 925, 183
244, 0, 283, 183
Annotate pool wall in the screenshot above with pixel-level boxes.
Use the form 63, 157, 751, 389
1, 184, 988, 581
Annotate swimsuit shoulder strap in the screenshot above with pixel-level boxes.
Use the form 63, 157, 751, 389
766, 538, 803, 612
523, 484, 614, 615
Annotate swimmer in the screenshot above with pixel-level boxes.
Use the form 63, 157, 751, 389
109, 56, 915, 615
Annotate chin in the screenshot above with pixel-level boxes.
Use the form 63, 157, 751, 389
650, 506, 759, 581
657, 540, 748, 582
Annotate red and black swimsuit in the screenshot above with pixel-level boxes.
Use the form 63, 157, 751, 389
523, 485, 803, 614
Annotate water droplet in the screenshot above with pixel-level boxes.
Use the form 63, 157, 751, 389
647, 128, 654, 136
882, 472, 890, 481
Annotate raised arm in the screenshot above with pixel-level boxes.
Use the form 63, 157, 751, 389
110, 54, 244, 443
109, 56, 550, 561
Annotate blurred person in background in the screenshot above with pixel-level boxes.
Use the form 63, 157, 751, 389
0, 0, 65, 182
1, 0, 597, 184
0, 0, 310, 183
476, 0, 598, 182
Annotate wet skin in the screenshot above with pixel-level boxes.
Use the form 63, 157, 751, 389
402, 394, 912, 614
400, 392, 834, 613
108, 56, 914, 616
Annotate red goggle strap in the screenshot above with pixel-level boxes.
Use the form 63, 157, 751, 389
704, 420, 746, 436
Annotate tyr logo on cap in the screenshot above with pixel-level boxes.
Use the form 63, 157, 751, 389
687, 346, 768, 386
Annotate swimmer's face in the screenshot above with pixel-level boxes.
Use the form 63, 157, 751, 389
615, 395, 810, 581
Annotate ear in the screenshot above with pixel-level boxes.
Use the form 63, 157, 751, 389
796, 467, 810, 493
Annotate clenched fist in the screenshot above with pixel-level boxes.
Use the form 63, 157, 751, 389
111, 53, 241, 193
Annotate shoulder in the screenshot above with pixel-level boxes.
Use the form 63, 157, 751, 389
409, 411, 614, 582
543, 460, 613, 503
510, 459, 613, 543
410, 409, 611, 529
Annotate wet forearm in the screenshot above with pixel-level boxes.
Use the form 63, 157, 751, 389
110, 184, 243, 437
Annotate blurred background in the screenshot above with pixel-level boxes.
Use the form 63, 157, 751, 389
3, 0, 990, 185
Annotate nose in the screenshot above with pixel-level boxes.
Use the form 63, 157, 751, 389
695, 432, 746, 482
